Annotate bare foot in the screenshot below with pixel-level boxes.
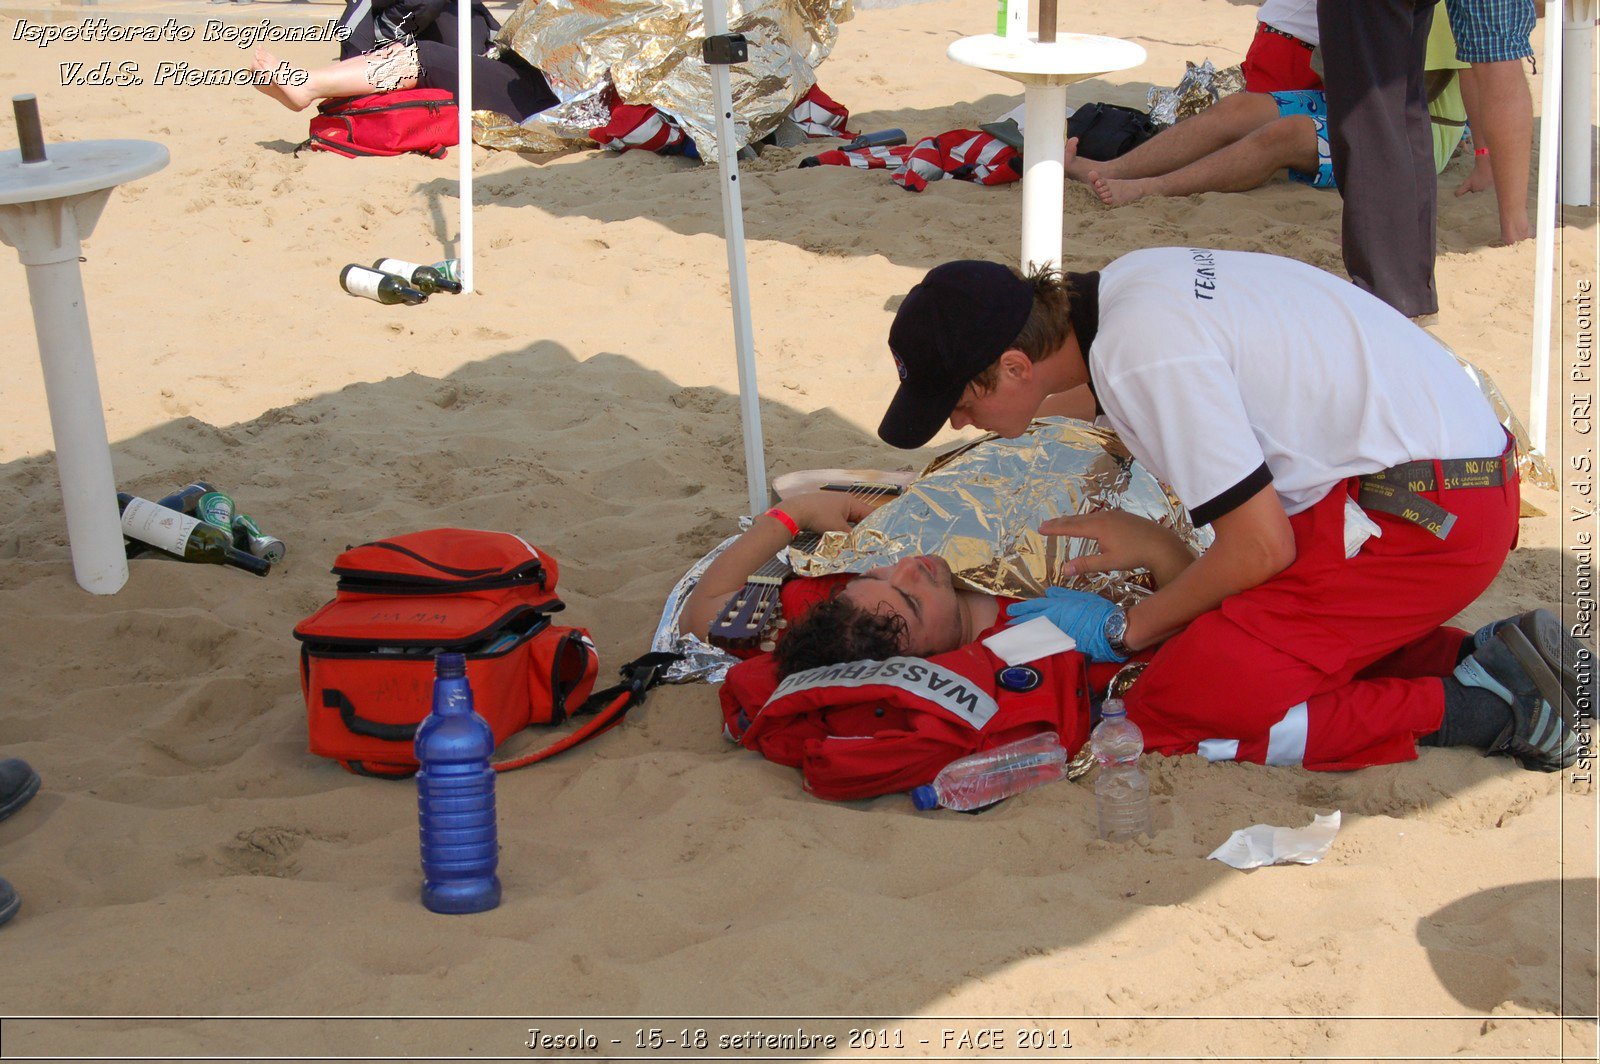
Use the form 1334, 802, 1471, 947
252, 48, 315, 111
1088, 171, 1149, 207
1064, 136, 1093, 183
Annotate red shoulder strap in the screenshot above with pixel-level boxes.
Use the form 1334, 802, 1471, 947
490, 652, 679, 771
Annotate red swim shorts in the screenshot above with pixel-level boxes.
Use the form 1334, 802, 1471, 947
1240, 22, 1323, 93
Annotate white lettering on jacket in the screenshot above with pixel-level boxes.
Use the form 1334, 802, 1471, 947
769, 656, 999, 730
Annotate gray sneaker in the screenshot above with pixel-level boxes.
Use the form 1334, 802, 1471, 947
1477, 625, 1580, 772
1474, 610, 1596, 722
0, 877, 16, 927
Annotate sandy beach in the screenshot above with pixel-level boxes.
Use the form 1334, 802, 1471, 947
0, 0, 1596, 1055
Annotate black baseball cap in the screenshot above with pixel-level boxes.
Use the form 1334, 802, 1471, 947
877, 260, 1034, 449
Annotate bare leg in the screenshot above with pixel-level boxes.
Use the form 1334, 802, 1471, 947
1065, 92, 1283, 184
1453, 66, 1495, 195
252, 45, 419, 112
1090, 115, 1320, 206
1461, 59, 1533, 244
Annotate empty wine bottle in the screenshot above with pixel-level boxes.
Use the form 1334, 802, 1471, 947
118, 495, 271, 576
339, 264, 427, 306
122, 481, 215, 559
372, 257, 462, 295
231, 513, 287, 564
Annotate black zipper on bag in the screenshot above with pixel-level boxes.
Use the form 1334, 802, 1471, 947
333, 571, 554, 595
313, 132, 383, 157
332, 541, 548, 594
328, 97, 454, 118
298, 607, 550, 653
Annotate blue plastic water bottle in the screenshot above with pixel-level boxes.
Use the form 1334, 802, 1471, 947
415, 653, 501, 914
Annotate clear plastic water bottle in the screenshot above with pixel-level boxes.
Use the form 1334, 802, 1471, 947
911, 732, 1068, 811
1090, 699, 1151, 841
415, 653, 501, 914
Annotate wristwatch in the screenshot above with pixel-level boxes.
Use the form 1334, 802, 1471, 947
1102, 606, 1131, 660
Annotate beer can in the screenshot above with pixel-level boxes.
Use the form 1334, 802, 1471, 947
231, 513, 288, 564
196, 491, 235, 529
431, 258, 461, 285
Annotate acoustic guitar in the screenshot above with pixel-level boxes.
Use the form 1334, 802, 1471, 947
707, 480, 905, 653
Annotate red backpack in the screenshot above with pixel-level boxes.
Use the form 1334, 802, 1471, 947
299, 89, 458, 159
294, 529, 600, 777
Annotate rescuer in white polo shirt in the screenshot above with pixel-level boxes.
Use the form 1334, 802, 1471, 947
877, 248, 1589, 772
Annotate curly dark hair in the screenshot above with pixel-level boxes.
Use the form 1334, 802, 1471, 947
773, 589, 908, 679
967, 264, 1076, 394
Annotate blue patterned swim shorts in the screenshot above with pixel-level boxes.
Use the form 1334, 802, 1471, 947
1269, 89, 1335, 190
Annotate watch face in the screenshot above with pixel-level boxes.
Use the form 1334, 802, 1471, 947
1105, 608, 1128, 642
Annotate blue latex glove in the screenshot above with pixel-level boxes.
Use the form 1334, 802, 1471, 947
1004, 587, 1127, 663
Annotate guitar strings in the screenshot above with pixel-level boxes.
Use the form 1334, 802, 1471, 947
740, 484, 888, 644
714, 481, 909, 649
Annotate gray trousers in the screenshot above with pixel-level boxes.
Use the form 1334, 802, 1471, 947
1317, 0, 1441, 318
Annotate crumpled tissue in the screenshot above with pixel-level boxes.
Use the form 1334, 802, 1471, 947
1207, 811, 1341, 869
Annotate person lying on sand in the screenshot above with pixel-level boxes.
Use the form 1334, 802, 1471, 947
862, 250, 1590, 773
680, 485, 1198, 674
251, 0, 556, 122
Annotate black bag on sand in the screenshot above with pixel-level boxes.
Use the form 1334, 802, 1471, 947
1067, 102, 1158, 161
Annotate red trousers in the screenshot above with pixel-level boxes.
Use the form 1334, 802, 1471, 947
1125, 461, 1520, 771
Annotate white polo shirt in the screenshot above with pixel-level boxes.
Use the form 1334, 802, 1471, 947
1258, 0, 1319, 45
1085, 248, 1506, 526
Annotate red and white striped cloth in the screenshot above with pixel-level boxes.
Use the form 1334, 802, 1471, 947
589, 84, 854, 156
806, 128, 1021, 192
788, 84, 855, 139
803, 143, 912, 171
892, 129, 1021, 191
590, 103, 689, 154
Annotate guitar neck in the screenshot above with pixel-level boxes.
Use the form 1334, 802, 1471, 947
706, 479, 899, 652
742, 531, 821, 586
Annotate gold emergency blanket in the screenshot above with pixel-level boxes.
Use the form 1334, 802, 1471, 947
1454, 354, 1557, 490
1146, 60, 1245, 128
493, 0, 853, 161
792, 419, 1213, 607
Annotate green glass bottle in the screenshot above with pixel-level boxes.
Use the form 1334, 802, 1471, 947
122, 481, 214, 559
117, 495, 271, 576
339, 264, 427, 306
372, 257, 463, 295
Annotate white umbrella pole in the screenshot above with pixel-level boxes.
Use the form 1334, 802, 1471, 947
1020, 81, 1068, 271
1562, 0, 1596, 207
457, 0, 473, 293
1530, 4, 1563, 454
701, 0, 768, 516
25, 251, 127, 594
2, 95, 167, 594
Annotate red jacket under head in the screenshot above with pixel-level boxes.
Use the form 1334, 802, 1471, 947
721, 630, 1090, 802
